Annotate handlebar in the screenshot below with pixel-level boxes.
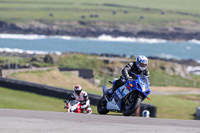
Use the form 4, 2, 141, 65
129, 71, 137, 76
63, 100, 69, 104
129, 71, 138, 79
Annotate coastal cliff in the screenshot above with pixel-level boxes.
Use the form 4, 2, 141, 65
1, 20, 200, 41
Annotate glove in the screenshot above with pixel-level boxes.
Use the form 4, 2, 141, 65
80, 101, 86, 105
127, 76, 134, 81
81, 105, 87, 109
63, 100, 69, 104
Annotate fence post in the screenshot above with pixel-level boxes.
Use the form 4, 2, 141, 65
7, 56, 10, 78
181, 79, 184, 87
165, 79, 168, 86
15, 56, 18, 79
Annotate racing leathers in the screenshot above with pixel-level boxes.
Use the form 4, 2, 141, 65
112, 61, 150, 92
69, 90, 92, 114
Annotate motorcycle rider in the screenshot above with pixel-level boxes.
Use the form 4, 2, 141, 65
106, 55, 150, 97
68, 85, 92, 114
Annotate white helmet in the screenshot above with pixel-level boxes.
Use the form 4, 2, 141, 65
142, 110, 150, 117
136, 55, 148, 71
74, 85, 82, 96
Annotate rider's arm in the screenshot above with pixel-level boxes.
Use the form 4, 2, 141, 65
80, 92, 90, 109
81, 93, 88, 105
143, 69, 150, 78
68, 94, 76, 102
122, 62, 133, 80
144, 69, 151, 84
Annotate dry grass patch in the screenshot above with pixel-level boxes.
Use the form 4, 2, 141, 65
151, 86, 200, 92
13, 69, 102, 94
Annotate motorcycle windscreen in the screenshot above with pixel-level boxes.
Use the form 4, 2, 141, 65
139, 75, 150, 86
70, 100, 80, 106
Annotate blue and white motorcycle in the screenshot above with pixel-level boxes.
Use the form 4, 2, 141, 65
97, 72, 151, 116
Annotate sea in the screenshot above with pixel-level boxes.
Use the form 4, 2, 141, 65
0, 34, 200, 74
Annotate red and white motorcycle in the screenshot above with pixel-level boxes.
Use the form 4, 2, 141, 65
64, 100, 82, 113
64, 100, 92, 114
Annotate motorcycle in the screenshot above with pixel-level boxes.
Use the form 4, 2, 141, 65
97, 72, 151, 116
63, 100, 82, 113
64, 100, 92, 114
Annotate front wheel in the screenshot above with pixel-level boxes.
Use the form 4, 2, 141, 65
97, 97, 109, 114
122, 96, 142, 116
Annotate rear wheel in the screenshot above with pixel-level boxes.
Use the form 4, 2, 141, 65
97, 97, 109, 114
122, 96, 142, 116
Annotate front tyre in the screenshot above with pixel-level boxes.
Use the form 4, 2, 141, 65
97, 97, 109, 114
122, 96, 142, 116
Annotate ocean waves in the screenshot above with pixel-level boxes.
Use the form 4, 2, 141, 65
156, 53, 180, 60
0, 34, 167, 44
187, 66, 200, 75
0, 48, 62, 55
188, 39, 200, 45
95, 34, 167, 44
1, 34, 200, 45
0, 34, 71, 40
0, 33, 200, 63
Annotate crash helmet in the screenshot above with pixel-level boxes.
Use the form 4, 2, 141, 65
142, 110, 150, 117
136, 55, 148, 71
74, 85, 82, 96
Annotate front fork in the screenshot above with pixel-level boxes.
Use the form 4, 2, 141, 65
123, 91, 145, 106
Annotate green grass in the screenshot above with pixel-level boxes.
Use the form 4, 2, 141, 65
58, 54, 104, 73
0, 86, 98, 113
0, 56, 30, 66
144, 94, 200, 120
1, 0, 200, 28
1, 86, 200, 120
149, 70, 200, 88
0, 55, 52, 67
1, 0, 200, 14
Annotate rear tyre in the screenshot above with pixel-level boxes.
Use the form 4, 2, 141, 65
122, 96, 142, 116
97, 97, 109, 114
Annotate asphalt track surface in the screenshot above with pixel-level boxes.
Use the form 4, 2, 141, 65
0, 109, 200, 133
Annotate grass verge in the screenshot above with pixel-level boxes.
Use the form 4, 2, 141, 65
1, 86, 200, 120
0, 86, 98, 113
144, 94, 200, 120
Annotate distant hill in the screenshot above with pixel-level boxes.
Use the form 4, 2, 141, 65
1, 0, 200, 40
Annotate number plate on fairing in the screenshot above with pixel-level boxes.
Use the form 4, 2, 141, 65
116, 90, 122, 99
122, 87, 130, 95
116, 85, 130, 99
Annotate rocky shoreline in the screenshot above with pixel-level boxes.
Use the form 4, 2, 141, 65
1, 20, 200, 68
1, 20, 200, 40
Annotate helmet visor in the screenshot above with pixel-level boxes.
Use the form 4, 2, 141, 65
75, 90, 81, 95
139, 62, 147, 67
